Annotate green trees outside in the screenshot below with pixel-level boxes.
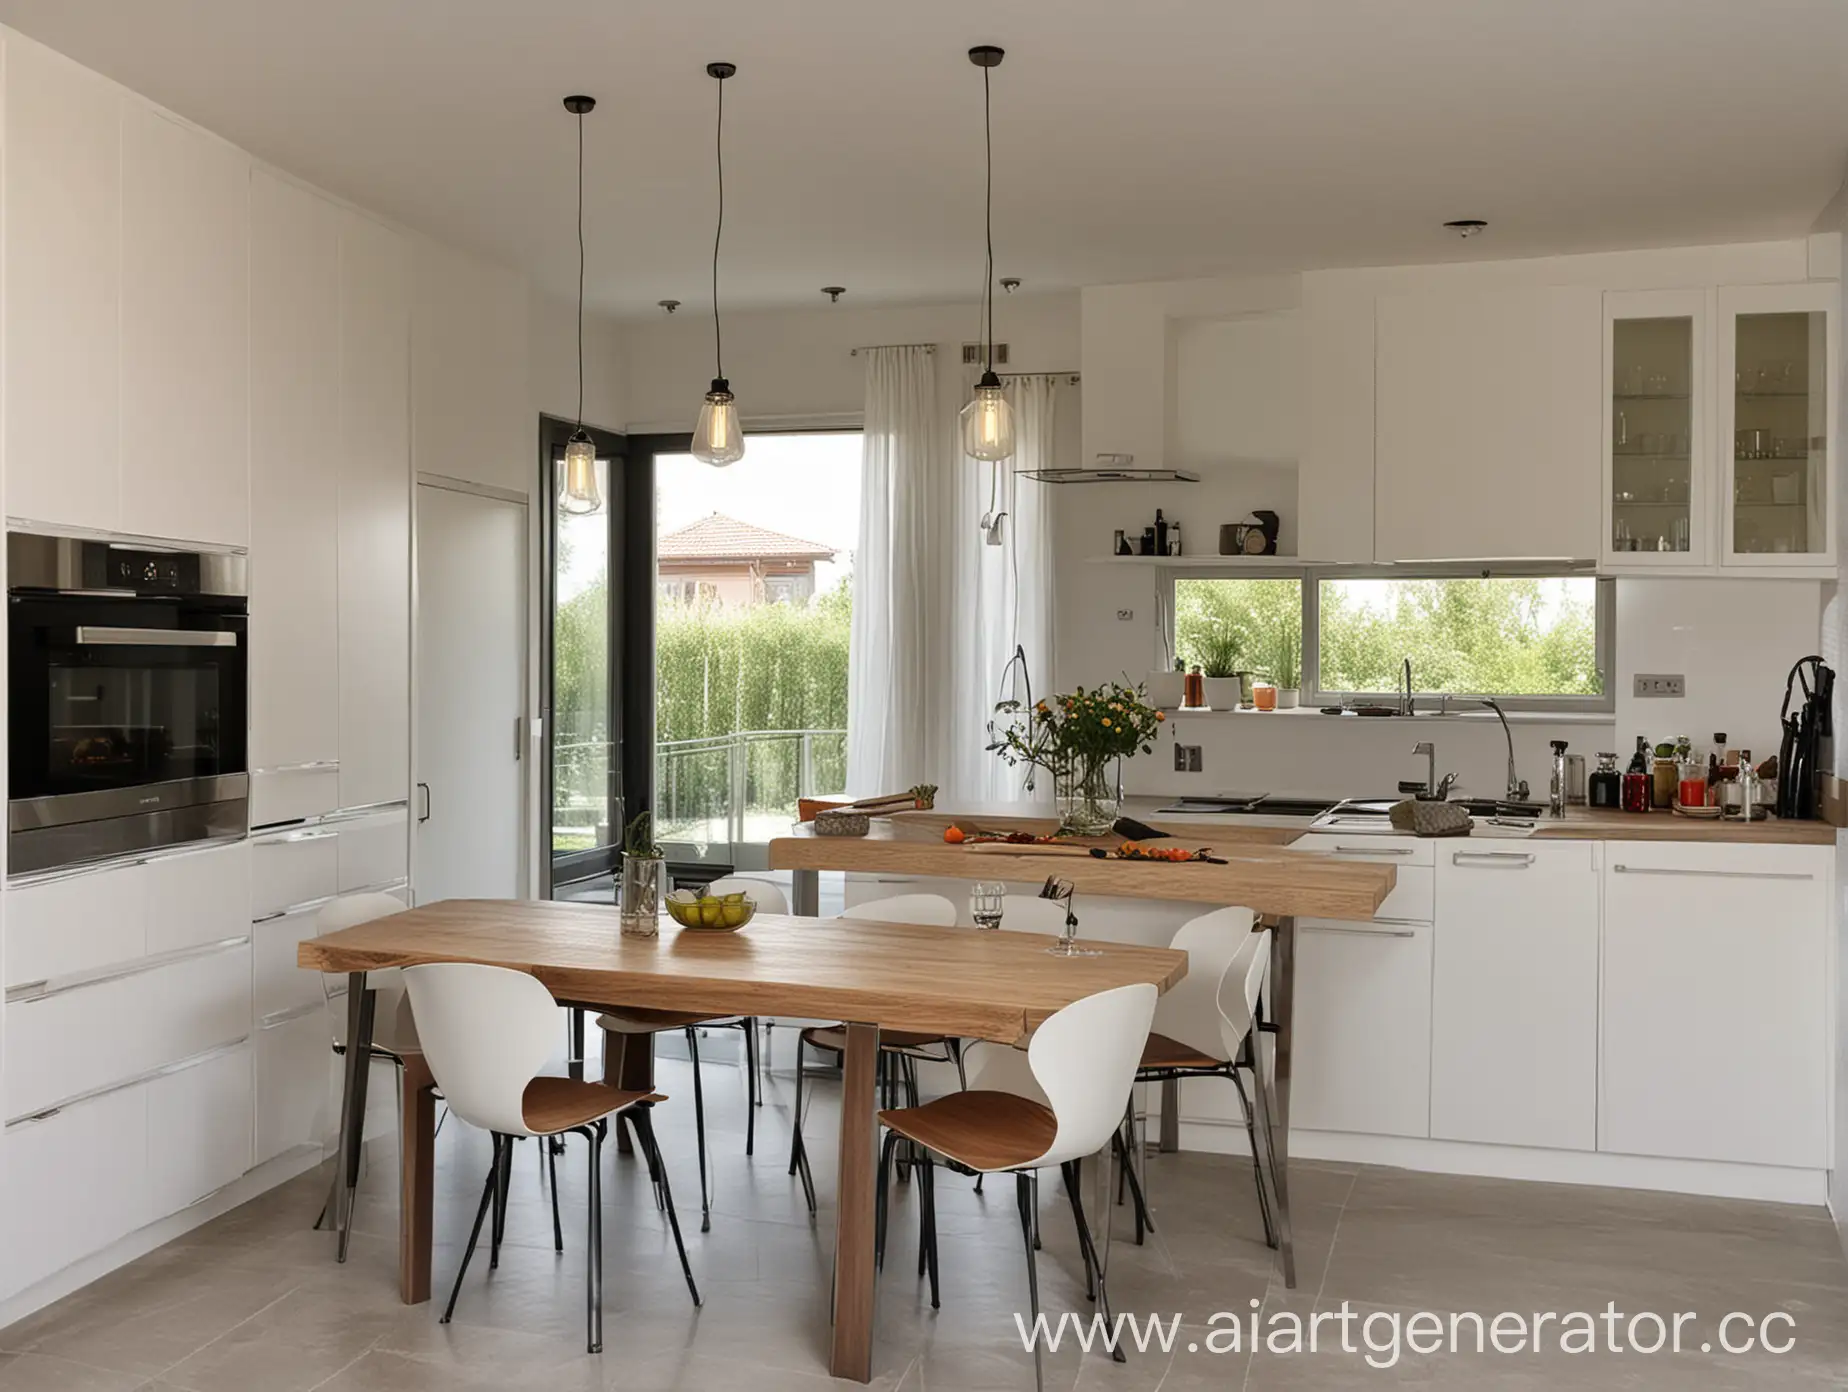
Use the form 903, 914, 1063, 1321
1174, 577, 1600, 697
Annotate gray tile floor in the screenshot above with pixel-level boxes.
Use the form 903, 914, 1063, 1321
3, 1047, 1846, 1391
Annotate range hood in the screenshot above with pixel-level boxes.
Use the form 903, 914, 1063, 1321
1020, 453, 1198, 484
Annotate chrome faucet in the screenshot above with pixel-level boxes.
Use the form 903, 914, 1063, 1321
1480, 698, 1530, 802
1411, 741, 1458, 800
1400, 658, 1414, 716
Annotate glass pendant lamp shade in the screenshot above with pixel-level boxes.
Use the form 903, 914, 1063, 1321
692, 378, 743, 466
961, 370, 1015, 461
560, 429, 602, 514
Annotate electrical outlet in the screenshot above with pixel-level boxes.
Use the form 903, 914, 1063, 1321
1633, 673, 1686, 698
1174, 743, 1203, 772
1116, 608, 1135, 622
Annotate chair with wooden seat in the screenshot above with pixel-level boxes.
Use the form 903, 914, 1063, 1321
876, 982, 1159, 1392
597, 873, 778, 1232
314, 892, 421, 1261
404, 962, 700, 1353
1122, 908, 1278, 1251
786, 893, 960, 1211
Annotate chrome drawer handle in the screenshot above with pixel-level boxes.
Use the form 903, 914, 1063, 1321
4, 1035, 250, 1128
1301, 923, 1417, 939
5, 935, 249, 1002
74, 626, 236, 648
1330, 846, 1414, 857
1611, 865, 1814, 882
1451, 851, 1535, 868
258, 828, 338, 846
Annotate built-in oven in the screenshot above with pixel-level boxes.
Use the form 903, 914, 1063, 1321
8, 532, 248, 876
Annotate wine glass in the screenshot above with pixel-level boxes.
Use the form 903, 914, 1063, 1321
970, 882, 1006, 931
1044, 885, 1101, 957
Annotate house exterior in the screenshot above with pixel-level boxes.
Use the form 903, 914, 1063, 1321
657, 512, 837, 606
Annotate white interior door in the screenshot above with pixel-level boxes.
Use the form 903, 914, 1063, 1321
415, 482, 527, 902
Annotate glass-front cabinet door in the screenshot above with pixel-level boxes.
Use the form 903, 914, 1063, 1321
1718, 284, 1836, 568
1604, 289, 1708, 568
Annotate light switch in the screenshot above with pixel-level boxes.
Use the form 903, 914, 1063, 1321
1632, 673, 1685, 698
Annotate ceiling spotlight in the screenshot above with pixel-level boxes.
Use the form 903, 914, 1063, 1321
1000, 277, 1021, 294
1444, 219, 1488, 238
659, 299, 681, 314
822, 286, 846, 303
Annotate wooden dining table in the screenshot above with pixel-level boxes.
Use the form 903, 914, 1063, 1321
300, 899, 1189, 1383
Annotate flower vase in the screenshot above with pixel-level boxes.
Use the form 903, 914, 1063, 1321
620, 855, 664, 937
1055, 757, 1120, 838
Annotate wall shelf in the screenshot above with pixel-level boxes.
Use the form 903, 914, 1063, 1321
1021, 467, 1200, 484
1086, 553, 1298, 568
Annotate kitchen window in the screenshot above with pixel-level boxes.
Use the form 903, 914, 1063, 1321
1168, 569, 1613, 711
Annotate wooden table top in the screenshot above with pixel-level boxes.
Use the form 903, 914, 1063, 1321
298, 899, 1189, 1044
768, 820, 1396, 920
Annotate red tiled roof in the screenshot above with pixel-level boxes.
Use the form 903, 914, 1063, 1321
658, 513, 836, 563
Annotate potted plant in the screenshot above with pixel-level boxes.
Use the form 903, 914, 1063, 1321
990, 680, 1165, 836
619, 810, 665, 938
1196, 626, 1245, 710
1271, 630, 1302, 710
1147, 655, 1186, 710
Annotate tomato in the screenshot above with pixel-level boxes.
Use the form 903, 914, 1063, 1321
943, 826, 966, 844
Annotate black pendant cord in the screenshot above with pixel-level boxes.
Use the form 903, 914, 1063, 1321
982, 61, 995, 376
575, 107, 586, 432
711, 72, 726, 384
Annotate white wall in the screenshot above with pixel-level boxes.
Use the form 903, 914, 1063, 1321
529, 288, 626, 436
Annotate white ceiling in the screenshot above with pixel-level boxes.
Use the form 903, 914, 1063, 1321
3, 0, 1845, 317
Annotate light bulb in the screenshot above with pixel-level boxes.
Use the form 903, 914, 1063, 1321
960, 371, 1014, 462
692, 378, 745, 467
559, 430, 602, 514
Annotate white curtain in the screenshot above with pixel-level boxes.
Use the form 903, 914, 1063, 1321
946, 373, 1062, 806
846, 346, 947, 795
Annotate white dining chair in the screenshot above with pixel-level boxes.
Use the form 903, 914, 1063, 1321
787, 893, 960, 1211
314, 892, 419, 1260
597, 873, 780, 1231
875, 982, 1159, 1392
404, 962, 700, 1353
1122, 908, 1273, 1247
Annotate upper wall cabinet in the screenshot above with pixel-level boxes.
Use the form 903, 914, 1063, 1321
1603, 283, 1836, 576
1375, 286, 1603, 563
1298, 286, 1376, 562
1718, 284, 1836, 571
4, 41, 122, 533
120, 104, 251, 547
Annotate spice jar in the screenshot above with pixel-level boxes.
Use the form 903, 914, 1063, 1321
1621, 770, 1652, 813
1588, 753, 1622, 809
1182, 665, 1206, 710
1677, 761, 1708, 810
1651, 756, 1677, 809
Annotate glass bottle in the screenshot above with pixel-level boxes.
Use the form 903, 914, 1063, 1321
1589, 753, 1622, 809
1626, 736, 1649, 775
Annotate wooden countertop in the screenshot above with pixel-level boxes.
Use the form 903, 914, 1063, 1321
1526, 804, 1837, 844
768, 819, 1396, 920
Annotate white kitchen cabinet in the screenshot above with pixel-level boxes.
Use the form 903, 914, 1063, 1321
1290, 915, 1433, 1138
144, 840, 251, 957
119, 102, 250, 546
146, 1042, 253, 1215
249, 172, 342, 806
337, 212, 412, 811
1375, 286, 1603, 562
250, 825, 341, 920
2, 1082, 149, 1298
1601, 843, 1829, 1168
335, 805, 410, 891
255, 1010, 333, 1166
3, 40, 122, 533
1717, 283, 1837, 570
1297, 284, 1377, 562
1431, 842, 1599, 1151
1603, 289, 1710, 569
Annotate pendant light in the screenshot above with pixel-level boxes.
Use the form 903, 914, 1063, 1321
960, 45, 1014, 463
559, 94, 602, 514
692, 62, 744, 467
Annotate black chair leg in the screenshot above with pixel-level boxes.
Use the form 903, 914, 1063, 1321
788, 1037, 818, 1214
633, 1106, 702, 1307
1231, 1069, 1277, 1248
489, 1133, 514, 1269
1060, 1162, 1097, 1301
547, 1130, 565, 1253
1016, 1171, 1044, 1392
686, 1027, 712, 1232
1112, 1126, 1150, 1245
585, 1123, 604, 1353
917, 1155, 940, 1309
1065, 1158, 1125, 1363
443, 1136, 501, 1324
741, 1019, 758, 1156
874, 1130, 900, 1270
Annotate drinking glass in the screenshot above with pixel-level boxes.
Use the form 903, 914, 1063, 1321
1046, 906, 1101, 957
970, 882, 1006, 931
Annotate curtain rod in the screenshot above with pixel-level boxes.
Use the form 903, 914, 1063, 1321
848, 342, 937, 356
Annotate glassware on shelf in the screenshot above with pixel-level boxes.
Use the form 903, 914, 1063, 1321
970, 882, 1006, 931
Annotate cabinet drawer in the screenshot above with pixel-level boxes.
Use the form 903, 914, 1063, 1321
336, 807, 407, 891
6, 938, 251, 1118
146, 841, 250, 955
1290, 917, 1432, 1138
250, 826, 340, 920
1293, 833, 1436, 867
255, 1010, 334, 1166
250, 766, 340, 829
4, 859, 146, 988
146, 1042, 253, 1214
253, 904, 330, 1025
2, 1082, 150, 1298
1291, 835, 1434, 919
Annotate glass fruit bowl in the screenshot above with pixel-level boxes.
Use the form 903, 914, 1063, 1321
664, 889, 757, 932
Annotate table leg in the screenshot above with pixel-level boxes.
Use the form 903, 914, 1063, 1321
603, 1023, 655, 1156
1158, 1079, 1180, 1153
1266, 915, 1296, 1287
334, 973, 376, 1263
399, 1053, 436, 1304
791, 866, 819, 917
829, 1021, 879, 1383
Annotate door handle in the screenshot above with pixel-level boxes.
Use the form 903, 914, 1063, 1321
417, 783, 432, 824
1300, 923, 1417, 940
1451, 851, 1536, 868
73, 626, 237, 647
1611, 864, 1813, 882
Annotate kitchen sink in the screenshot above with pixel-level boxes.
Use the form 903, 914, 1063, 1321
1447, 798, 1545, 818
1153, 795, 1341, 818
